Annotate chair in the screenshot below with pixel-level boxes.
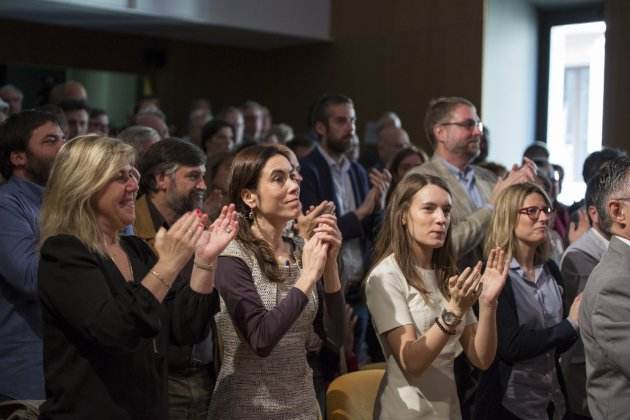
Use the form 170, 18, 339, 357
359, 362, 386, 371
326, 369, 385, 420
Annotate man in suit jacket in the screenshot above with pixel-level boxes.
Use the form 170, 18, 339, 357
408, 96, 535, 269
560, 172, 610, 419
299, 94, 389, 364
581, 156, 630, 420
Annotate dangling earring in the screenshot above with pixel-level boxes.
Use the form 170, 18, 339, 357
248, 208, 255, 221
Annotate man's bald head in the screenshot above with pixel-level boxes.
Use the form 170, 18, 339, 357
377, 126, 410, 166
50, 80, 88, 104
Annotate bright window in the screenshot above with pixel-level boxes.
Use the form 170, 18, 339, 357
547, 21, 605, 204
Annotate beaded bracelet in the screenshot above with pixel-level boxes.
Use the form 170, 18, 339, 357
149, 269, 172, 289
434, 317, 456, 336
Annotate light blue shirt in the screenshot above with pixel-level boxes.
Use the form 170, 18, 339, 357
502, 258, 566, 420
440, 158, 486, 209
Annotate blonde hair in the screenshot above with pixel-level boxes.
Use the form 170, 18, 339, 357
40, 135, 136, 256
484, 182, 552, 263
371, 172, 456, 301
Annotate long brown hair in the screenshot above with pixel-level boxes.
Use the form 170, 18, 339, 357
371, 173, 456, 300
228, 145, 292, 283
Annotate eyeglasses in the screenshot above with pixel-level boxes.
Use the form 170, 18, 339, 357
441, 119, 483, 131
518, 206, 554, 221
112, 168, 141, 184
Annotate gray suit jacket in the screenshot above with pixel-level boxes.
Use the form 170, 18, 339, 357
560, 228, 609, 417
408, 156, 496, 269
580, 236, 630, 420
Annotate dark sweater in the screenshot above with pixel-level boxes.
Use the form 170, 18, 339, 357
38, 235, 213, 420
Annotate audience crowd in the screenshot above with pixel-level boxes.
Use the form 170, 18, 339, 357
0, 80, 627, 420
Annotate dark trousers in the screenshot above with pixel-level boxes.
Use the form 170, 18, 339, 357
167, 365, 215, 420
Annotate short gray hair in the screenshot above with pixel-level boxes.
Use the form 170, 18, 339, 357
591, 156, 630, 234
118, 125, 160, 154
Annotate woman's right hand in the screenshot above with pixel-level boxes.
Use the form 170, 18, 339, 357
300, 233, 329, 284
568, 293, 582, 324
154, 211, 205, 273
446, 262, 483, 317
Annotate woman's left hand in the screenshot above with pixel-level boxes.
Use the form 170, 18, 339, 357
478, 247, 509, 306
195, 204, 239, 264
311, 213, 342, 262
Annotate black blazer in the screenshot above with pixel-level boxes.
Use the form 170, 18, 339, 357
473, 260, 579, 419
299, 146, 380, 242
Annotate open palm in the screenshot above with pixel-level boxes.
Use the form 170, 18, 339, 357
196, 204, 239, 262
479, 247, 509, 305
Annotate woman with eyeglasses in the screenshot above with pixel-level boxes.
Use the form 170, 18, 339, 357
474, 182, 581, 420
37, 135, 238, 419
365, 173, 509, 420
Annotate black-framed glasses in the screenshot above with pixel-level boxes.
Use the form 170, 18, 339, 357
518, 206, 554, 221
441, 119, 483, 131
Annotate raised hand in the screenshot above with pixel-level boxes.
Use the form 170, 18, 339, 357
195, 204, 239, 264
154, 210, 206, 272
446, 262, 483, 317
301, 233, 329, 284
490, 157, 537, 204
296, 200, 335, 239
311, 213, 342, 261
478, 247, 509, 306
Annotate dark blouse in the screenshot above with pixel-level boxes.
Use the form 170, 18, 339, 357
215, 256, 345, 357
37, 235, 213, 420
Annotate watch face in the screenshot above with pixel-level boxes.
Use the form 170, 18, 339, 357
441, 309, 461, 326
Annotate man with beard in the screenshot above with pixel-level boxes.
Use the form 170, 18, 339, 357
300, 94, 390, 366
0, 110, 64, 418
410, 96, 536, 269
408, 97, 535, 419
133, 138, 217, 420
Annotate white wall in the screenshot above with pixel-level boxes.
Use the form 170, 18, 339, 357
482, 0, 538, 168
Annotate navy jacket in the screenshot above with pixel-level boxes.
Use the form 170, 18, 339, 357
299, 147, 379, 243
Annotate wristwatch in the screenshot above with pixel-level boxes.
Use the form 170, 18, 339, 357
440, 308, 462, 328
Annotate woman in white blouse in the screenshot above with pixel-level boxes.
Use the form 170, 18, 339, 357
365, 173, 508, 420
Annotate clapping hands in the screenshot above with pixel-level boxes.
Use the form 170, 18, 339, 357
195, 204, 239, 264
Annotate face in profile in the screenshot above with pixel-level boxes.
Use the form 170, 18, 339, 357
164, 165, 207, 217
94, 164, 140, 230
514, 192, 551, 246
403, 184, 452, 251
319, 103, 356, 155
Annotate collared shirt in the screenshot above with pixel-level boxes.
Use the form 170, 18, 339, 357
317, 145, 364, 286
440, 158, 486, 209
0, 176, 45, 400
502, 258, 566, 420
615, 235, 630, 248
